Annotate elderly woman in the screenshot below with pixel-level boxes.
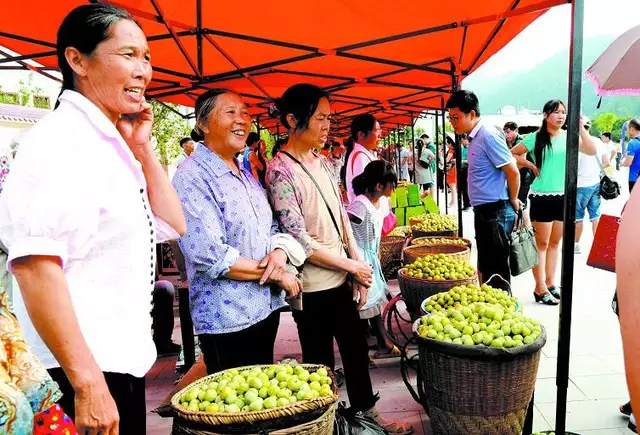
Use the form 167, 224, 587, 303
266, 83, 413, 435
172, 89, 304, 375
0, 4, 186, 433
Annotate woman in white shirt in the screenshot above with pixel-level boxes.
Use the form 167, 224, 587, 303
343, 114, 381, 204
0, 4, 185, 433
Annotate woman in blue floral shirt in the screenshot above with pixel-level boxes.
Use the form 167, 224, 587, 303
172, 89, 304, 374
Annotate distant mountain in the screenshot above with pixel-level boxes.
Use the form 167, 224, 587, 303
463, 35, 640, 118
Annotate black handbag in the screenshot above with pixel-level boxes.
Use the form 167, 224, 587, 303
594, 154, 620, 200
509, 209, 539, 276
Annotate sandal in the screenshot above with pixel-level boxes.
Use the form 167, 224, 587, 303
534, 291, 559, 305
547, 286, 561, 299
373, 345, 402, 360
621, 401, 633, 416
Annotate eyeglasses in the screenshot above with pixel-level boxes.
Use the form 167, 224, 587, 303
447, 114, 462, 123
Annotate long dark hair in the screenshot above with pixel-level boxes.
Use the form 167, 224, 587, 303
56, 4, 136, 108
534, 99, 566, 170
416, 139, 425, 160
340, 136, 355, 187
352, 160, 397, 196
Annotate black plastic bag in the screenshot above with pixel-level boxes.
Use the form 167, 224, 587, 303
333, 402, 387, 435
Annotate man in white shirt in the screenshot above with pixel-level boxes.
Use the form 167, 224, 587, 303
174, 137, 195, 167
575, 121, 611, 254
399, 145, 412, 181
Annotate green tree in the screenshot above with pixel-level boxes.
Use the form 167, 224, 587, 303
612, 116, 634, 143
151, 101, 192, 166
592, 112, 618, 136
17, 73, 44, 107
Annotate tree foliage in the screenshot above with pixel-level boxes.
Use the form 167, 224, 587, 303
151, 101, 192, 166
589, 112, 634, 143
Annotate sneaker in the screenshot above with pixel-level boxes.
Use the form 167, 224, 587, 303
630, 413, 637, 433
363, 407, 414, 435
574, 243, 582, 254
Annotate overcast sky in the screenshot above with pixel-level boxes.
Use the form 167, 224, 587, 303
468, 0, 639, 78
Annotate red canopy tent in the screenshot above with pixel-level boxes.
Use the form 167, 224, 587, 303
0, 0, 565, 136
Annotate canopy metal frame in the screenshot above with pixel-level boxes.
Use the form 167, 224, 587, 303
0, 0, 565, 133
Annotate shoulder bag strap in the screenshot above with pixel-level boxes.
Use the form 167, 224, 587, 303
593, 152, 606, 177
281, 151, 349, 256
350, 150, 373, 174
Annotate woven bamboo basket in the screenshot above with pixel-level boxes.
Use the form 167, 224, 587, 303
403, 244, 471, 265
397, 270, 478, 320
171, 364, 338, 431
411, 228, 457, 239
411, 236, 472, 249
172, 404, 336, 435
380, 235, 408, 278
412, 320, 546, 435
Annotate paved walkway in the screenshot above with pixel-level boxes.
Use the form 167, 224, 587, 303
146, 169, 635, 435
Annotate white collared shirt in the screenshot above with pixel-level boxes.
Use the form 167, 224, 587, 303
0, 90, 179, 377
346, 143, 376, 203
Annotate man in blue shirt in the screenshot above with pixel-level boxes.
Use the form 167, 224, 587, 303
622, 118, 640, 193
446, 90, 521, 291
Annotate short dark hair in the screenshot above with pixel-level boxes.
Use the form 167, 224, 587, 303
503, 121, 518, 131
601, 132, 612, 139
420, 134, 429, 139
445, 90, 481, 117
179, 137, 193, 148
56, 4, 137, 108
246, 132, 260, 147
629, 118, 640, 131
274, 83, 329, 133
350, 114, 377, 142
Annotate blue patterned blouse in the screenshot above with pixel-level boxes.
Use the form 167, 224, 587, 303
172, 145, 285, 334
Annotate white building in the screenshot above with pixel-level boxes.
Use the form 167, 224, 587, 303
0, 103, 49, 154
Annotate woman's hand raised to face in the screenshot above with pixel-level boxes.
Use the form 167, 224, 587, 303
116, 99, 154, 159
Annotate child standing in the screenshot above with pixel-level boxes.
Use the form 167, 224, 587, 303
348, 160, 399, 358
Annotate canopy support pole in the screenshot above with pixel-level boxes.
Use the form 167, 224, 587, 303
196, 0, 203, 74
452, 78, 464, 236
442, 105, 448, 216
556, 0, 584, 432
396, 125, 401, 176
411, 113, 416, 184
434, 108, 440, 207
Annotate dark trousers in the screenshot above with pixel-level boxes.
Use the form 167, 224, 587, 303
48, 368, 146, 435
199, 309, 281, 374
630, 181, 636, 193
292, 283, 376, 411
459, 166, 470, 208
474, 200, 515, 292
152, 280, 175, 350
